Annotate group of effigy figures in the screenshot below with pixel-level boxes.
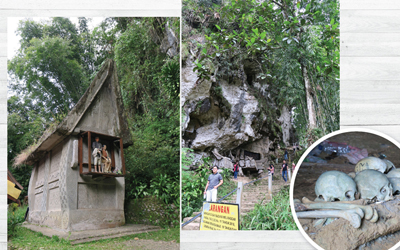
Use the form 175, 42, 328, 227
92, 136, 112, 173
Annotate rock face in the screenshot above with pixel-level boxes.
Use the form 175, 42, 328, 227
182, 34, 293, 172
183, 72, 266, 152
160, 20, 179, 57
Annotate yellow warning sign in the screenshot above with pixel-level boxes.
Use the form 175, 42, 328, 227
200, 202, 239, 230
8, 180, 22, 200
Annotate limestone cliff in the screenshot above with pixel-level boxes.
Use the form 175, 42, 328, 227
182, 35, 294, 172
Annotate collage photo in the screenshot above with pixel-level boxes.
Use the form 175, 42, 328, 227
2, 0, 400, 249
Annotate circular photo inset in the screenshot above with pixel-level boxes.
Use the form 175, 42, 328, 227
291, 129, 400, 250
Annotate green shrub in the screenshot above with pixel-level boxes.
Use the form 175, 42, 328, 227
8, 204, 27, 238
240, 186, 297, 230
216, 168, 237, 200
126, 196, 179, 228
181, 165, 210, 219
182, 165, 239, 219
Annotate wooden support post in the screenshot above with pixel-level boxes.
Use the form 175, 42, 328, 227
236, 182, 243, 216
120, 139, 125, 175
79, 135, 83, 174
111, 143, 115, 169
88, 131, 92, 172
268, 174, 273, 199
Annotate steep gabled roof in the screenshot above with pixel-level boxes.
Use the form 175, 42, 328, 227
15, 59, 132, 166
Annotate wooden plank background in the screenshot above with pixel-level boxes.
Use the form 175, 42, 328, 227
341, 2, 400, 250
340, 6, 400, 139
0, 13, 7, 248
2, 0, 400, 249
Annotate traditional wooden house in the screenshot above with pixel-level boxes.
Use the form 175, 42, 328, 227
17, 59, 132, 232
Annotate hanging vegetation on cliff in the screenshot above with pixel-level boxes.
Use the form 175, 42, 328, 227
182, 0, 339, 150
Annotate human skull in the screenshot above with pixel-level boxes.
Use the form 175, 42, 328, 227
354, 169, 393, 202
383, 159, 396, 173
355, 157, 387, 174
315, 171, 357, 202
386, 169, 400, 195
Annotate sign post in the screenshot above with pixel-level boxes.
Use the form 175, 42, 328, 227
200, 202, 239, 230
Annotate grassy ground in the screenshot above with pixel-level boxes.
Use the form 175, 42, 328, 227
240, 185, 298, 230
217, 175, 237, 201
9, 226, 179, 250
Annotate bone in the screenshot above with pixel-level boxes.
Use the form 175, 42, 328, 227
293, 199, 301, 204
370, 208, 379, 223
348, 172, 356, 179
298, 197, 374, 220
313, 218, 327, 228
296, 208, 363, 229
305, 197, 366, 205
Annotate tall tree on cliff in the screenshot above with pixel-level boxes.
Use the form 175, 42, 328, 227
185, 0, 339, 145
274, 0, 339, 132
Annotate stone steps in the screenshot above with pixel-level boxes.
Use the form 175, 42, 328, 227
70, 228, 160, 245
182, 176, 286, 229
183, 222, 199, 230
23, 223, 161, 245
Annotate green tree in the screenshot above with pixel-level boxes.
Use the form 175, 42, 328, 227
8, 17, 181, 218
185, 0, 339, 146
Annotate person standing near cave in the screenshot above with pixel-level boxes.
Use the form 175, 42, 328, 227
204, 166, 223, 202
281, 160, 288, 183
267, 163, 275, 178
233, 161, 239, 180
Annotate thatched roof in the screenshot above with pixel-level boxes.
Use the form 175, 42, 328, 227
14, 59, 132, 166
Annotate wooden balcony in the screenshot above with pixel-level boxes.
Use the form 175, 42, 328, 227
78, 131, 126, 177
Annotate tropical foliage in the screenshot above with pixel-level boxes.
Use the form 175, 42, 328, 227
183, 0, 339, 146
241, 186, 297, 230
7, 17, 180, 227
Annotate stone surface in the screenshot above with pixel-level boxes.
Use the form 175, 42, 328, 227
181, 46, 286, 173
160, 20, 179, 57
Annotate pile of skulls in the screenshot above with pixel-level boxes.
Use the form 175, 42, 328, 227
295, 156, 399, 229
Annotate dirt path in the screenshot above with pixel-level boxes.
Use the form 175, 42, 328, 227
105, 239, 179, 250
8, 238, 179, 250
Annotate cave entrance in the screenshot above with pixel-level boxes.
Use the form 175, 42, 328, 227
244, 150, 261, 160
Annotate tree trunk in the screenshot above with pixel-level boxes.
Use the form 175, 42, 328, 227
300, 63, 317, 130
278, 105, 291, 147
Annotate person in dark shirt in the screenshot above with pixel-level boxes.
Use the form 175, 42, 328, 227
267, 164, 275, 177
233, 161, 239, 180
280, 160, 288, 183
92, 137, 102, 172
